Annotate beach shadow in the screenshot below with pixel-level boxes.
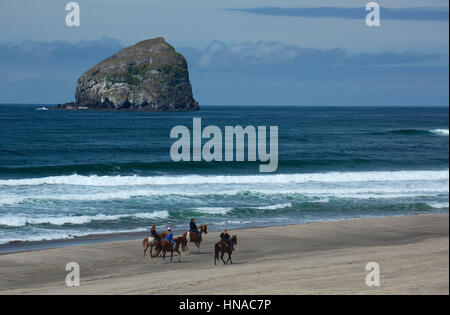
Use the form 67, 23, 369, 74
214, 261, 248, 266
229, 261, 248, 265
158, 260, 185, 264
187, 251, 213, 255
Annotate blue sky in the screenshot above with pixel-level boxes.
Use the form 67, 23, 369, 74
229, 6, 449, 21
0, 0, 448, 105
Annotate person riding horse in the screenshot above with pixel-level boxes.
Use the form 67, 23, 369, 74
214, 233, 237, 265
150, 224, 161, 242
190, 218, 202, 241
220, 229, 234, 250
166, 227, 176, 249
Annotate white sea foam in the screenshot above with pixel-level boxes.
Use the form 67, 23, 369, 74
0, 196, 27, 206
190, 207, 234, 214
0, 183, 447, 205
309, 198, 330, 203
427, 202, 449, 209
430, 129, 449, 136
0, 211, 169, 227
194, 203, 295, 213
214, 220, 254, 226
0, 228, 149, 245
0, 170, 448, 187
249, 203, 292, 210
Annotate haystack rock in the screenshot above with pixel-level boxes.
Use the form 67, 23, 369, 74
56, 37, 199, 111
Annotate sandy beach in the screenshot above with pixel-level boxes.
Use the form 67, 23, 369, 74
0, 214, 448, 295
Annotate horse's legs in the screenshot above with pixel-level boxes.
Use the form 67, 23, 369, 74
227, 252, 233, 264
149, 245, 154, 258
189, 239, 198, 253
142, 245, 147, 258
221, 252, 226, 265
154, 248, 161, 264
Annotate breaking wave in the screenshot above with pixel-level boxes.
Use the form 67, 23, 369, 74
0, 170, 447, 187
0, 211, 169, 227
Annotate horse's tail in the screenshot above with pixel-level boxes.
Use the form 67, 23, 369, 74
142, 238, 148, 248
214, 242, 219, 260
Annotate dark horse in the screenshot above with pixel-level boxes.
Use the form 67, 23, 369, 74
153, 232, 188, 264
214, 235, 237, 265
187, 224, 208, 253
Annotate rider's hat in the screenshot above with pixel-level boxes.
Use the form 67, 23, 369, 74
167, 227, 171, 231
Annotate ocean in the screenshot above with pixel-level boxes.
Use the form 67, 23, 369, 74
0, 105, 448, 245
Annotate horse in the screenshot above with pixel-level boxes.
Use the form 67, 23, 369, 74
142, 231, 167, 258
214, 235, 237, 265
186, 224, 208, 252
153, 231, 188, 264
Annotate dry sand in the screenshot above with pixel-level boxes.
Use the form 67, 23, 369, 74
0, 214, 448, 295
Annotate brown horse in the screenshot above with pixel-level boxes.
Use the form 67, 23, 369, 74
214, 235, 237, 265
142, 231, 167, 258
187, 224, 208, 252
154, 232, 188, 264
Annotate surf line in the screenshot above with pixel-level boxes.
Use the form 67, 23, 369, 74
169, 118, 278, 172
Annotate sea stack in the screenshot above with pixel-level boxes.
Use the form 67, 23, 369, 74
55, 37, 199, 111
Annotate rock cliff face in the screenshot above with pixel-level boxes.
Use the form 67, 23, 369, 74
56, 37, 198, 111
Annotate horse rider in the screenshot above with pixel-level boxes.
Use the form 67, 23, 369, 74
190, 218, 202, 241
166, 227, 176, 249
220, 229, 233, 250
150, 224, 161, 242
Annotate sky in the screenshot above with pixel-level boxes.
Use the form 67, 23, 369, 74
0, 0, 448, 105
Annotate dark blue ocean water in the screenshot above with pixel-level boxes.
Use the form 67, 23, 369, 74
0, 105, 448, 243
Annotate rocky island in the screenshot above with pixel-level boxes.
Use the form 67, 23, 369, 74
54, 37, 198, 111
